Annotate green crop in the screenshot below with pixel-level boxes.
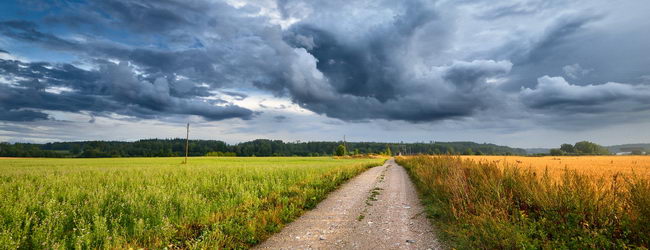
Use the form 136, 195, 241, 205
0, 157, 383, 249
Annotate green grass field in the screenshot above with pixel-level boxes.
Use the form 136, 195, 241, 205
0, 157, 384, 249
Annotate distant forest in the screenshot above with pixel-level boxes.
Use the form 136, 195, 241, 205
0, 139, 526, 158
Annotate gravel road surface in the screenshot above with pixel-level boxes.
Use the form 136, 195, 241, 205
256, 158, 441, 249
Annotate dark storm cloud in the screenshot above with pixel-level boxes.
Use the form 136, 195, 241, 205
8, 0, 594, 123
1, 0, 649, 128
0, 108, 49, 122
0, 23, 216, 86
268, 0, 522, 122
279, 56, 512, 122
2, 1, 283, 89
486, 12, 603, 69
443, 60, 512, 90
522, 13, 603, 64
92, 0, 191, 32
0, 58, 254, 121
283, 24, 400, 101
30, 0, 490, 123
0, 20, 79, 51
43, 0, 219, 34
0, 0, 541, 123
0, 0, 281, 122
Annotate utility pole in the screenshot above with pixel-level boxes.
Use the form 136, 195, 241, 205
343, 135, 349, 155
184, 123, 189, 164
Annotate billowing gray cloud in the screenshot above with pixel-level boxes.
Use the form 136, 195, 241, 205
521, 76, 650, 113
0, 58, 254, 121
0, 20, 79, 51
475, 0, 558, 20
0, 108, 49, 122
524, 13, 603, 63
29, 0, 502, 122
269, 0, 516, 122
562, 64, 591, 79
0, 0, 650, 140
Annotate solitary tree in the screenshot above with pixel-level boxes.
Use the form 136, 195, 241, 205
560, 143, 575, 154
385, 145, 392, 156
335, 144, 347, 156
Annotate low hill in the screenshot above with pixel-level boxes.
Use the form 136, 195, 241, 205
607, 143, 650, 153
525, 148, 551, 154
526, 143, 650, 155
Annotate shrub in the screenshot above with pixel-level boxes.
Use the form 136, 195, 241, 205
549, 148, 564, 156
335, 145, 347, 156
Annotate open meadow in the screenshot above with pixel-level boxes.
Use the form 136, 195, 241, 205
0, 157, 384, 249
397, 155, 650, 249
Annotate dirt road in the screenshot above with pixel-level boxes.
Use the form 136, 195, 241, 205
256, 158, 441, 249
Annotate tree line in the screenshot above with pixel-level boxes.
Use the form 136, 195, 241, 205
548, 141, 610, 156
0, 139, 526, 158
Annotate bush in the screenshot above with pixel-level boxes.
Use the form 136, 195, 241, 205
205, 151, 237, 157
549, 148, 564, 156
335, 145, 347, 156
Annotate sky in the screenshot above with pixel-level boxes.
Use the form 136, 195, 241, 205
0, 0, 649, 148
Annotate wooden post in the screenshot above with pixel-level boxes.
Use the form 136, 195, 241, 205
343, 135, 348, 155
184, 123, 189, 164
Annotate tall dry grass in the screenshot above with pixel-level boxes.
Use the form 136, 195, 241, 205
397, 155, 650, 249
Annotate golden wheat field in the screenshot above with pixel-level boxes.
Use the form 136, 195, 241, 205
461, 155, 650, 178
